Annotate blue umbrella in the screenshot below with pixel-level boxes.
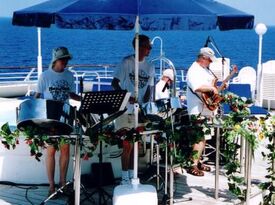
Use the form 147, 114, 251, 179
12, 2, 255, 204
12, 0, 254, 92
13, 0, 254, 31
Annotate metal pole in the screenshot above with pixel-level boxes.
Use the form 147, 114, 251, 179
133, 103, 140, 186
245, 141, 252, 205
240, 135, 244, 174
132, 16, 140, 187
164, 133, 168, 196
156, 144, 160, 190
74, 135, 81, 205
215, 126, 220, 199
37, 27, 43, 77
244, 138, 248, 181
255, 23, 267, 105
169, 148, 174, 205
256, 34, 263, 105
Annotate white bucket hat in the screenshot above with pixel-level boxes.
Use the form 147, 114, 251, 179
199, 47, 217, 62
163, 69, 174, 81
50, 47, 72, 67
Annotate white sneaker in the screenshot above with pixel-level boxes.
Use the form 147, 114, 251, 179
120, 179, 130, 185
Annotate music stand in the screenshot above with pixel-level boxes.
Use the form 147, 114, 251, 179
80, 90, 130, 205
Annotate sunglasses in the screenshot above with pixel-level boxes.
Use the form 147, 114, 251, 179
141, 44, 152, 50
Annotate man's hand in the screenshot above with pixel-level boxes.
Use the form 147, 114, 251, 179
212, 87, 219, 95
220, 83, 228, 91
129, 96, 136, 104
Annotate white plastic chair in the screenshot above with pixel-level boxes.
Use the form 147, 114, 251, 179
232, 66, 256, 99
260, 60, 275, 110
209, 57, 230, 81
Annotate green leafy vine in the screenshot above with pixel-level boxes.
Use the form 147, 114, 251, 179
222, 92, 275, 203
0, 123, 19, 150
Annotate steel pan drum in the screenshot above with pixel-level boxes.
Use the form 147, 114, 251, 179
17, 99, 75, 135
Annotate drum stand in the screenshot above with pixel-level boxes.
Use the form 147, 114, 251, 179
161, 101, 192, 205
140, 130, 164, 192
40, 113, 95, 205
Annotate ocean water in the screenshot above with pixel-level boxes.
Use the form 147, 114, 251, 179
0, 17, 275, 70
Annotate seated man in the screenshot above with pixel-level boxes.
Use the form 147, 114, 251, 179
155, 68, 174, 100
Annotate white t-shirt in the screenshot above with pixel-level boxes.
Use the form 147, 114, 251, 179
186, 61, 215, 116
155, 79, 170, 100
113, 55, 155, 105
37, 67, 75, 103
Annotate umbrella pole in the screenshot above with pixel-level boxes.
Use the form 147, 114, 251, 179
132, 16, 140, 187
37, 27, 43, 77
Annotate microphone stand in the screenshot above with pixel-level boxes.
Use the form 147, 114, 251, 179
206, 36, 226, 80
80, 76, 84, 100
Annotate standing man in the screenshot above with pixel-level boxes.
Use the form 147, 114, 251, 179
112, 34, 155, 185
35, 47, 80, 196
186, 47, 218, 176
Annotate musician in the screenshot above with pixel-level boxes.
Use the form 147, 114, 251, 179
155, 68, 174, 100
111, 34, 155, 185
34, 47, 80, 197
186, 47, 218, 176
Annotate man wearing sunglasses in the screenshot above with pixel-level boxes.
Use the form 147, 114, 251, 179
112, 34, 155, 185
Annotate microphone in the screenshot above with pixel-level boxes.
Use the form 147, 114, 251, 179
204, 36, 211, 47
79, 77, 83, 94
162, 83, 169, 92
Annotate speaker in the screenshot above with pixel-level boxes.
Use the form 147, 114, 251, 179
81, 173, 93, 188
91, 162, 115, 186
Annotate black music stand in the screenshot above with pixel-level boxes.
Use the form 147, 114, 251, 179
80, 90, 130, 205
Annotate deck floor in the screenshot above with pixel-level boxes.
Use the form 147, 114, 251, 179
0, 142, 268, 205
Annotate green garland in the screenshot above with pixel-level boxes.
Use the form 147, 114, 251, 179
0, 123, 19, 150
0, 123, 142, 162
222, 92, 275, 203
259, 116, 275, 205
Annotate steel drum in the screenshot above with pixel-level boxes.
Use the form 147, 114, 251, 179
17, 99, 75, 135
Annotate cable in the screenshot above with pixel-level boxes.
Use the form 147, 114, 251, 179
25, 186, 38, 205
0, 181, 48, 205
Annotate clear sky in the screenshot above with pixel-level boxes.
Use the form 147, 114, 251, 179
0, 0, 275, 25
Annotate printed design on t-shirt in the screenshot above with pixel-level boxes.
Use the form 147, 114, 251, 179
129, 70, 149, 88
49, 80, 70, 102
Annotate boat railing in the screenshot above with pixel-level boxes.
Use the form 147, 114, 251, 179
0, 67, 38, 84
0, 64, 187, 97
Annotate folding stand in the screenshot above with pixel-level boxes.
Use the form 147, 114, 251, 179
164, 97, 192, 205
39, 108, 97, 205
80, 90, 130, 205
139, 129, 164, 192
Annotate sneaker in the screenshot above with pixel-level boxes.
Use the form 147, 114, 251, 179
120, 179, 130, 185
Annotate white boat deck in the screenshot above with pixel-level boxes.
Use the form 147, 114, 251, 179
0, 92, 273, 205
0, 138, 270, 205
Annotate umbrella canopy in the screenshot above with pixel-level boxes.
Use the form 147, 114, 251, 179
12, 1, 255, 204
12, 0, 77, 27
13, 0, 254, 31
